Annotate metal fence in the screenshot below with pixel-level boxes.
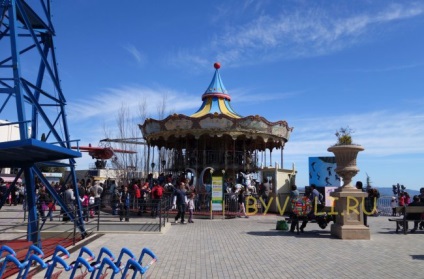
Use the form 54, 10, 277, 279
377, 196, 394, 216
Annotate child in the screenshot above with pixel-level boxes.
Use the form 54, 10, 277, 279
81, 193, 89, 221
89, 192, 95, 218
188, 192, 195, 223
391, 197, 397, 217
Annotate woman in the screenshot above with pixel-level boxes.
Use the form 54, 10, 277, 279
237, 188, 249, 218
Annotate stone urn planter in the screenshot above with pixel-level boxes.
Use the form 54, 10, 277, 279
327, 144, 369, 239
327, 145, 364, 190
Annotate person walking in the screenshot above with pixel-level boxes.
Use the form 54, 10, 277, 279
173, 182, 188, 224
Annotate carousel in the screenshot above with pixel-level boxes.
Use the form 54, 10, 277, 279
140, 63, 295, 202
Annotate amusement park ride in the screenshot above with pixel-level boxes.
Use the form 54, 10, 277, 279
0, 1, 86, 244
72, 144, 137, 169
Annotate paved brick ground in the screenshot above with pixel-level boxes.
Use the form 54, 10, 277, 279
3, 207, 424, 278
27, 214, 424, 278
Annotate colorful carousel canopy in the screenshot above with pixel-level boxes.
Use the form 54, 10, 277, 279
140, 63, 293, 152
191, 62, 242, 119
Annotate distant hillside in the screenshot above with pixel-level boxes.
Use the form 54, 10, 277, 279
300, 186, 420, 197
376, 187, 420, 197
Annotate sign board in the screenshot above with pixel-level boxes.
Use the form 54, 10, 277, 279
308, 157, 341, 187
324, 186, 338, 207
211, 175, 223, 211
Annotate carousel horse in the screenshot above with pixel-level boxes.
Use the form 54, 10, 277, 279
240, 172, 257, 194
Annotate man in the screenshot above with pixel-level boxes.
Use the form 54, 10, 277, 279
91, 181, 103, 215
261, 178, 271, 205
407, 195, 423, 233
356, 181, 369, 227
63, 184, 75, 221
309, 184, 322, 206
298, 184, 322, 233
173, 182, 187, 224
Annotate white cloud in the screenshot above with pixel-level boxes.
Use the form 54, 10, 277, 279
123, 44, 143, 64
67, 85, 201, 123
170, 2, 424, 68
285, 110, 424, 157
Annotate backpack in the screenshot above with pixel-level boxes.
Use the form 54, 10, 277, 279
153, 186, 163, 199
292, 197, 312, 217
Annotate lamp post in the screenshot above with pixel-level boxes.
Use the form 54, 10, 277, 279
151, 162, 155, 175
161, 160, 166, 172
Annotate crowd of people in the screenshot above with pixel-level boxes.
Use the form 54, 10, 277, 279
0, 178, 25, 206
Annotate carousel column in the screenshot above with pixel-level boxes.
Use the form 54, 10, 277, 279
185, 138, 188, 168
243, 140, 246, 172
280, 146, 284, 170
146, 144, 151, 175
269, 149, 272, 168
232, 138, 236, 171
203, 138, 206, 169
224, 140, 228, 171
196, 138, 199, 180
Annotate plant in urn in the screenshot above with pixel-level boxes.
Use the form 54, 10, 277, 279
327, 127, 364, 190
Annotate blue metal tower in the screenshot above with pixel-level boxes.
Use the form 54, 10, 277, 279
0, 0, 86, 246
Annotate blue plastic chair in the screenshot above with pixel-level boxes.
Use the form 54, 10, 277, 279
89, 247, 116, 279
95, 257, 120, 279
112, 247, 137, 276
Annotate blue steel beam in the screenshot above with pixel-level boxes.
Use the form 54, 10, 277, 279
0, 0, 85, 247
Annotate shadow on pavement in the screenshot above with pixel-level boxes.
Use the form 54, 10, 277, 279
247, 229, 334, 239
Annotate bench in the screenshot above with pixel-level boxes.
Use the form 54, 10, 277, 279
388, 206, 424, 234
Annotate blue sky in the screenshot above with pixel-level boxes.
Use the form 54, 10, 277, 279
33, 1, 424, 190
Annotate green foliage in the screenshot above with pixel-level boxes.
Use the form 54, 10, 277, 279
335, 126, 353, 145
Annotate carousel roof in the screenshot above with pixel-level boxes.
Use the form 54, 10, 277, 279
140, 62, 293, 150
191, 62, 242, 119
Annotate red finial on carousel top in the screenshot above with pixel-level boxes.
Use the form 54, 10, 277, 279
214, 62, 221, 69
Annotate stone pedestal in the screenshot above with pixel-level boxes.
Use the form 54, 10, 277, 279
330, 188, 370, 240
